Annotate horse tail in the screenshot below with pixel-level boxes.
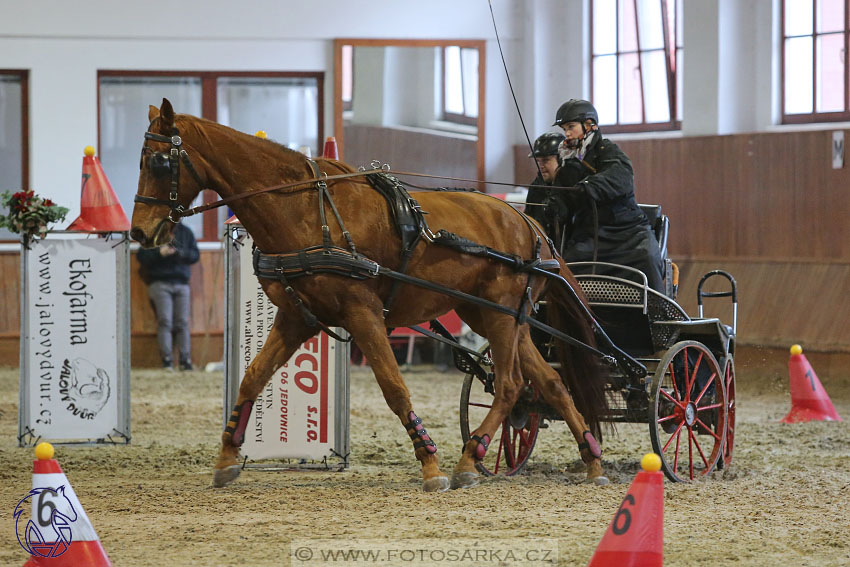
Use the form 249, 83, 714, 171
542, 265, 610, 440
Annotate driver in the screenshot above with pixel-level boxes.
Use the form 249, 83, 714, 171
548, 99, 664, 292
524, 131, 565, 237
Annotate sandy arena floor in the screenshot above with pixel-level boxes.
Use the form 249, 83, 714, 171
0, 358, 848, 566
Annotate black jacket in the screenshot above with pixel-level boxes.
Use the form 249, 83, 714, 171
137, 223, 200, 284
550, 134, 665, 291
525, 173, 551, 230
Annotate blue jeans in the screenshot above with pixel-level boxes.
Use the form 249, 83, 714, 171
148, 280, 191, 365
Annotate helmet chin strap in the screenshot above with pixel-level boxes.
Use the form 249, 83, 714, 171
565, 122, 597, 150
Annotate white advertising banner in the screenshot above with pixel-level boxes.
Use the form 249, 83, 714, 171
19, 232, 130, 444
224, 226, 349, 465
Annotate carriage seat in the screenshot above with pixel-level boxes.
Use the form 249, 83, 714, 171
639, 204, 668, 260
571, 268, 689, 354
639, 203, 676, 299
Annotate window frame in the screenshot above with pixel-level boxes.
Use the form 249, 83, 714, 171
589, 0, 682, 133
0, 69, 29, 191
341, 45, 354, 113
97, 70, 324, 242
441, 46, 479, 126
0, 70, 29, 243
781, 0, 850, 124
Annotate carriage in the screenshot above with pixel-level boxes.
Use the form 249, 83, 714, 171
457, 205, 738, 483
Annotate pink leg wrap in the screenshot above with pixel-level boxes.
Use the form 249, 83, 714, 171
226, 400, 254, 447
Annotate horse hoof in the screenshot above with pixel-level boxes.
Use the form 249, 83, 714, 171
422, 476, 450, 493
213, 465, 241, 488
450, 471, 480, 490
589, 475, 609, 486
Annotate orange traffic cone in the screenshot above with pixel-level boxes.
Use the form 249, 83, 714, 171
323, 136, 339, 160
587, 453, 664, 567
781, 345, 842, 423
67, 146, 130, 232
17, 443, 112, 566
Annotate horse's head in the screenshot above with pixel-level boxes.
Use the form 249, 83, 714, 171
130, 98, 206, 247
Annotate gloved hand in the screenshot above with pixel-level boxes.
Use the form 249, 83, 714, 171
543, 195, 570, 221
563, 183, 588, 210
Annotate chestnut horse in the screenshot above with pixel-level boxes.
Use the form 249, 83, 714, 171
131, 99, 610, 491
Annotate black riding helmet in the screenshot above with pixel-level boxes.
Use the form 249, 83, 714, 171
552, 99, 599, 127
528, 132, 566, 157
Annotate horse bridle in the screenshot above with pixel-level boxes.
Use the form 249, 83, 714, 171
135, 124, 205, 223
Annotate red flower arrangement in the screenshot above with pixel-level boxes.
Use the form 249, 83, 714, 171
0, 190, 69, 244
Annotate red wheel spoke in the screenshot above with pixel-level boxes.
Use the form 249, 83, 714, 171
494, 426, 509, 474
516, 428, 532, 450
657, 414, 678, 425
662, 421, 685, 453
668, 361, 681, 400
687, 425, 695, 479
693, 371, 717, 405
683, 348, 694, 401
660, 388, 686, 408
694, 417, 721, 441
468, 401, 492, 409
696, 402, 723, 412
688, 426, 710, 470
673, 427, 681, 471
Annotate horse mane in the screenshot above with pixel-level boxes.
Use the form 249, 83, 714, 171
173, 113, 309, 181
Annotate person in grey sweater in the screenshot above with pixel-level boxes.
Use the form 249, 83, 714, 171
137, 222, 200, 370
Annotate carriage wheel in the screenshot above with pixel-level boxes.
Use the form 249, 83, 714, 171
718, 358, 736, 469
459, 346, 540, 476
649, 341, 726, 482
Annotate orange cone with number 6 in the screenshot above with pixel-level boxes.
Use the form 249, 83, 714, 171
19, 443, 112, 566
587, 453, 664, 567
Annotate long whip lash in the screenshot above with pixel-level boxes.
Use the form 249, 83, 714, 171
487, 0, 544, 182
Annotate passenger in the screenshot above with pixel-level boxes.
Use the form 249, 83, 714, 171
548, 98, 664, 292
524, 131, 565, 238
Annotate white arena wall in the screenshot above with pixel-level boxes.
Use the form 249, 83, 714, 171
1, 0, 790, 226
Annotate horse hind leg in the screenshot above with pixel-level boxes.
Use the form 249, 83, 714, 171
451, 312, 525, 489
344, 306, 449, 493
517, 329, 609, 485
213, 313, 314, 488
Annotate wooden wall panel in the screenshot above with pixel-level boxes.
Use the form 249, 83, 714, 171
516, 129, 850, 261
675, 259, 850, 352
344, 124, 477, 183
616, 130, 850, 261
2, 248, 226, 367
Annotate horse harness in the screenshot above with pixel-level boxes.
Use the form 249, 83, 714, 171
135, 124, 646, 380
251, 160, 645, 380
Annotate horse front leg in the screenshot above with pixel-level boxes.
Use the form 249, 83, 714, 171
213, 312, 313, 488
344, 306, 449, 492
451, 312, 524, 489
517, 329, 609, 485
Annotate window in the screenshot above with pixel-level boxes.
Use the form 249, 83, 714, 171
782, 0, 848, 123
591, 0, 682, 132
341, 45, 354, 112
442, 46, 479, 125
0, 70, 28, 240
98, 71, 322, 241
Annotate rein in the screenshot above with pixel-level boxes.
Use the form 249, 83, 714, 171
136, 120, 582, 223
